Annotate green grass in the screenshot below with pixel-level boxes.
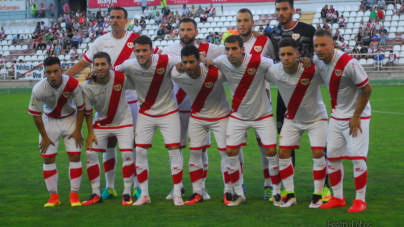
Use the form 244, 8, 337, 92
0, 85, 403, 226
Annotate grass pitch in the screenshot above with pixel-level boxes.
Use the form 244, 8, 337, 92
0, 85, 403, 226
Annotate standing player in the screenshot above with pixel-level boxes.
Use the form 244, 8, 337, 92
313, 29, 372, 213
171, 45, 234, 205
65, 7, 142, 200
29, 57, 84, 207
267, 0, 332, 201
205, 35, 278, 206
81, 52, 136, 206
265, 37, 328, 208
116, 36, 185, 206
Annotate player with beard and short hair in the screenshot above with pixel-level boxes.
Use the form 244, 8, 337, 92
267, 0, 332, 202
162, 18, 247, 200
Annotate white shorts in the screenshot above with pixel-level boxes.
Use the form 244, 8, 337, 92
128, 101, 139, 134
279, 119, 328, 150
89, 124, 134, 152
226, 115, 277, 149
39, 113, 81, 158
327, 117, 370, 161
179, 111, 190, 149
136, 111, 181, 148
188, 116, 227, 151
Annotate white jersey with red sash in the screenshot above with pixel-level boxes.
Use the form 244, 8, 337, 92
314, 50, 371, 120
82, 70, 135, 128
214, 54, 273, 121
171, 63, 230, 120
266, 63, 328, 123
117, 54, 181, 117
0, 30, 5, 37
244, 35, 276, 59
28, 75, 84, 118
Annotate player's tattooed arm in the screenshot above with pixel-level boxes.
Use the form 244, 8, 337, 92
350, 83, 372, 138
84, 113, 98, 151
33, 116, 55, 154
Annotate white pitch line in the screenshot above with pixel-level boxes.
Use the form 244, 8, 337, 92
371, 98, 404, 101
372, 110, 404, 115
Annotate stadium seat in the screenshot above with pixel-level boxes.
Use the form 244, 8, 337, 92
367, 59, 374, 65
195, 18, 201, 23
9, 46, 15, 51
355, 17, 362, 23
357, 12, 364, 17
390, 27, 397, 33
1, 40, 7, 45
347, 23, 354, 29
394, 45, 401, 52
270, 20, 278, 26
253, 15, 259, 21
387, 4, 394, 10
217, 22, 224, 27
256, 9, 262, 15
229, 11, 236, 16
332, 24, 338, 29
386, 10, 393, 16
385, 16, 392, 21
148, 30, 154, 35
3, 51, 10, 56
391, 21, 398, 27
397, 27, 404, 33
58, 55, 65, 60
316, 7, 322, 13
359, 59, 366, 65
220, 27, 227, 32
2, 46, 9, 51
345, 29, 353, 35
363, 16, 369, 22
348, 17, 355, 23
21, 45, 28, 50
392, 15, 399, 21
262, 9, 269, 15
344, 35, 350, 40
314, 13, 321, 18
337, 7, 344, 12
349, 40, 356, 46
37, 55, 45, 61
141, 30, 147, 35
15, 45, 22, 50
220, 16, 227, 22
31, 56, 38, 61
345, 6, 352, 12
388, 33, 395, 39
61, 23, 66, 28
216, 11, 222, 16
24, 56, 31, 61
230, 21, 236, 27
350, 12, 357, 18
201, 28, 208, 33
269, 8, 275, 15
207, 17, 213, 22
293, 14, 300, 20
77, 49, 83, 54
213, 17, 220, 22
312, 18, 320, 24
384, 21, 391, 27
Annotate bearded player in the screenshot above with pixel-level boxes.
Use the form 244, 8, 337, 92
313, 29, 372, 213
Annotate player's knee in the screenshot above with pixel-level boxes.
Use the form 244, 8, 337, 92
167, 145, 180, 150
68, 154, 81, 162
265, 147, 277, 157
312, 149, 325, 159
136, 147, 148, 160
121, 151, 133, 162
278, 148, 292, 159
86, 150, 98, 161
226, 147, 239, 157
107, 137, 118, 148
43, 156, 56, 164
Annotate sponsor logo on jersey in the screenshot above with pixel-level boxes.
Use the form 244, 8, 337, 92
135, 132, 138, 138
335, 69, 342, 76
254, 46, 262, 53
292, 33, 300, 40
30, 97, 36, 106
115, 65, 122, 71
199, 51, 206, 57
205, 82, 213, 88
301, 78, 310, 85
127, 42, 134, 49
279, 135, 284, 140
63, 92, 71, 98
157, 67, 165, 75
247, 68, 256, 75
84, 97, 87, 104
114, 84, 122, 91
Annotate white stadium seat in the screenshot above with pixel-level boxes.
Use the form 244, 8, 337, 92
345, 6, 352, 12
350, 12, 357, 17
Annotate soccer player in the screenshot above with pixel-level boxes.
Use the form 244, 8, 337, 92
65, 7, 142, 200
313, 29, 372, 213
267, 0, 332, 202
116, 36, 184, 206
265, 37, 328, 208
29, 57, 84, 207
162, 18, 236, 200
81, 52, 136, 206
205, 35, 278, 206
171, 45, 233, 205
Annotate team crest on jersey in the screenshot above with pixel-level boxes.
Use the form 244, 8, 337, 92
30, 97, 36, 106
114, 84, 122, 91
157, 68, 165, 75
279, 135, 284, 140
301, 78, 310, 85
226, 134, 230, 139
84, 97, 87, 104
292, 34, 300, 40
335, 69, 342, 77
254, 46, 262, 53
63, 92, 71, 98
199, 51, 206, 57
127, 42, 134, 49
135, 132, 138, 138
247, 68, 256, 75
115, 65, 122, 71
205, 82, 213, 88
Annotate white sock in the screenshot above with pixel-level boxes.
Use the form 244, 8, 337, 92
189, 149, 203, 195
328, 160, 344, 200
43, 163, 58, 194
353, 159, 367, 202
121, 151, 135, 195
169, 149, 183, 197
220, 151, 232, 194
267, 154, 281, 195
260, 145, 272, 187
86, 150, 101, 196
201, 150, 208, 189
132, 148, 140, 189
69, 161, 82, 193
313, 157, 326, 195
238, 147, 244, 185
103, 147, 117, 189
136, 147, 149, 197
227, 155, 244, 197
279, 158, 294, 193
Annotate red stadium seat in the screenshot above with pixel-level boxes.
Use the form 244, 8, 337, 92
387, 39, 395, 44
386, 45, 393, 51
378, 46, 385, 51
296, 8, 302, 14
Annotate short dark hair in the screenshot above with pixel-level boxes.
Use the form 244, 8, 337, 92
275, 0, 294, 8
44, 57, 61, 68
93, 52, 111, 65
181, 45, 200, 60
133, 35, 153, 50
224, 35, 243, 48
110, 6, 128, 19
179, 18, 197, 29
278, 37, 298, 50
314, 28, 333, 39
237, 8, 253, 20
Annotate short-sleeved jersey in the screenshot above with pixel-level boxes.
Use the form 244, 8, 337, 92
266, 63, 328, 123
214, 54, 273, 121
117, 54, 181, 117
171, 63, 229, 120
243, 35, 276, 59
29, 75, 84, 118
313, 50, 371, 119
162, 42, 226, 111
82, 70, 135, 126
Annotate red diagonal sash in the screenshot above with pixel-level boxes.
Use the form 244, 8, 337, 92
231, 55, 261, 112
114, 32, 139, 66
139, 55, 169, 114
198, 43, 210, 57
329, 53, 353, 109
46, 76, 79, 118
191, 67, 219, 114
97, 71, 125, 125
285, 64, 316, 120
250, 36, 268, 55
176, 88, 187, 105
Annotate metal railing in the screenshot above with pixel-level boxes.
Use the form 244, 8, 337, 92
346, 53, 402, 71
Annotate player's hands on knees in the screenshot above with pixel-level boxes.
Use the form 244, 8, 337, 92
176, 62, 185, 73
299, 57, 311, 69
86, 133, 98, 151
85, 70, 95, 80
349, 116, 362, 138
204, 58, 214, 67
68, 129, 84, 148
39, 137, 55, 155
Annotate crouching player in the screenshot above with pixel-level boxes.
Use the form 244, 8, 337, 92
81, 52, 136, 206
29, 57, 85, 207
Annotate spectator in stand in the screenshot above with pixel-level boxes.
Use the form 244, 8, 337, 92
374, 50, 384, 70
71, 31, 80, 48
371, 31, 379, 45
360, 44, 369, 59
400, 2, 404, 16
160, 0, 168, 13
377, 8, 385, 21
25, 35, 33, 46
264, 23, 272, 35
163, 6, 171, 18
205, 32, 214, 43
0, 54, 5, 68
182, 4, 189, 16
40, 21, 46, 31
359, 1, 366, 12
189, 5, 198, 18
46, 41, 54, 55
316, 23, 321, 29
339, 15, 347, 28
359, 19, 366, 29
12, 34, 21, 45
154, 25, 165, 41
141, 0, 147, 12
375, 20, 381, 31
48, 3, 55, 18
393, 5, 399, 15
379, 31, 387, 48
155, 12, 162, 25
55, 43, 61, 56
364, 0, 372, 10
174, 10, 181, 21
333, 28, 342, 41
133, 21, 142, 34
368, 43, 377, 54
386, 50, 397, 69
322, 21, 330, 29
65, 13, 72, 28
0, 26, 6, 41
62, 39, 69, 54
370, 8, 377, 20
379, 25, 388, 34
63, 2, 70, 14
321, 5, 328, 22
394, 0, 402, 5
144, 6, 152, 19
152, 6, 159, 18
69, 46, 79, 59
197, 5, 204, 17
352, 46, 360, 60
31, 4, 38, 18
38, 37, 47, 50
58, 14, 64, 23
214, 32, 221, 45
208, 4, 216, 17
38, 3, 46, 18
367, 18, 375, 30
200, 11, 208, 22
73, 21, 81, 31
87, 10, 92, 20
165, 23, 173, 34
378, 0, 386, 10
363, 30, 371, 46
140, 17, 146, 29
